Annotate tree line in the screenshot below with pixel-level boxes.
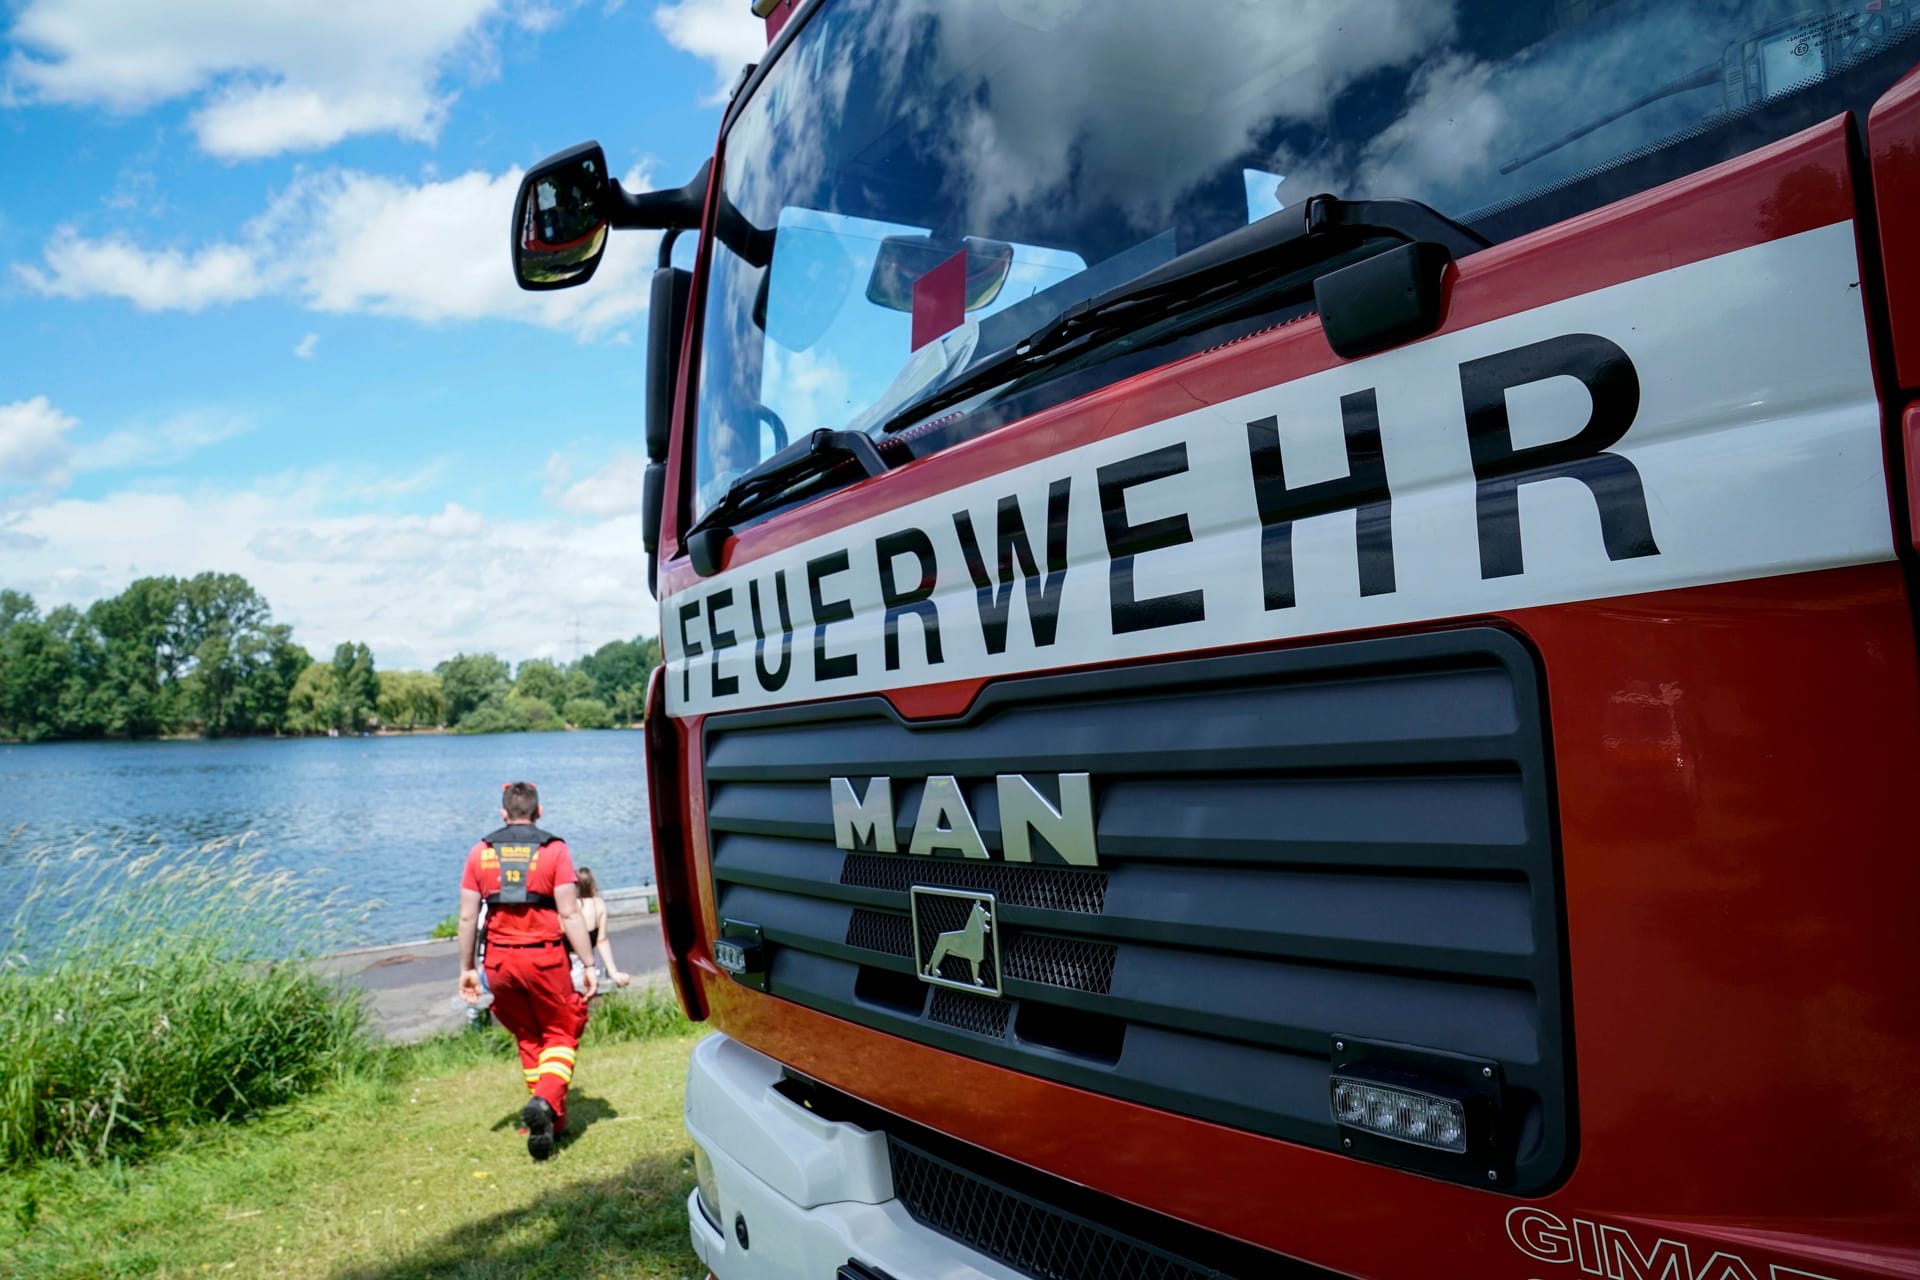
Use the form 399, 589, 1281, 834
0, 574, 660, 742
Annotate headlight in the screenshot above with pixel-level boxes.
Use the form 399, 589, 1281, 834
693, 1144, 722, 1229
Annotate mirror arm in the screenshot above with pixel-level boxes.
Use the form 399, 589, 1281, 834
657, 227, 685, 270
609, 159, 712, 232
712, 192, 775, 270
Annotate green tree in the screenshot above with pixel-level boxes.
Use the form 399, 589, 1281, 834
47, 605, 108, 737
173, 574, 275, 736
513, 659, 568, 709
86, 577, 186, 737
563, 696, 614, 729
0, 603, 70, 742
286, 664, 337, 734
578, 637, 660, 708
0, 590, 38, 630
513, 695, 562, 731
377, 671, 445, 731
436, 653, 510, 724
409, 672, 446, 728
330, 643, 377, 733
241, 629, 312, 733
611, 683, 645, 726
0, 573, 312, 740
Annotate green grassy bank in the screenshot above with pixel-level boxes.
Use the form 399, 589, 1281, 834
2, 835, 706, 1278
1, 1017, 706, 1279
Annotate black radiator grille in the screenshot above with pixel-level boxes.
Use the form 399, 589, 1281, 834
929, 987, 1012, 1038
1003, 934, 1117, 995
842, 853, 1108, 914
704, 629, 1570, 1192
889, 1138, 1218, 1280
846, 906, 912, 956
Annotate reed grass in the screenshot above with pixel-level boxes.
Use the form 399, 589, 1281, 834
0, 831, 374, 1168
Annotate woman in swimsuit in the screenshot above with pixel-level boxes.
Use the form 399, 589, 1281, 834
571, 866, 632, 996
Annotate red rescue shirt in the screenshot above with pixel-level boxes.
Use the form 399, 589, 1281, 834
461, 831, 577, 946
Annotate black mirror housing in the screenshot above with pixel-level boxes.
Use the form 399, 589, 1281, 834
512, 142, 612, 292
865, 235, 1015, 313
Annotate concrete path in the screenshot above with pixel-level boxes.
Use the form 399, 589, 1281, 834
318, 910, 671, 1042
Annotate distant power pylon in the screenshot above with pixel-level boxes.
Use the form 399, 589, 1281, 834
572, 615, 584, 663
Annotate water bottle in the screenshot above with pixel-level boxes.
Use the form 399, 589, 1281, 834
452, 991, 495, 1011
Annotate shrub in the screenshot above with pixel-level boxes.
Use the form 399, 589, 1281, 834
512, 695, 563, 732
455, 693, 563, 734
454, 693, 525, 734
0, 834, 370, 1167
428, 913, 459, 940
563, 697, 614, 730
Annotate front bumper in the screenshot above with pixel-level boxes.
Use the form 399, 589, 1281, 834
685, 1033, 1025, 1280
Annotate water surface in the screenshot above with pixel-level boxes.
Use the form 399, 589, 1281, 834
1, 732, 653, 947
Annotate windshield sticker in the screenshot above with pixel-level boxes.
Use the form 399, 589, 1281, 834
664, 222, 1888, 717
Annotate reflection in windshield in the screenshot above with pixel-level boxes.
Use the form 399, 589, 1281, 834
693, 0, 1919, 516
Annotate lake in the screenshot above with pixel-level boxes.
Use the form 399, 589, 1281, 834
0, 731, 654, 948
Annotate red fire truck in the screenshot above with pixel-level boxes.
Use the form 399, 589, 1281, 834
512, 1, 1920, 1275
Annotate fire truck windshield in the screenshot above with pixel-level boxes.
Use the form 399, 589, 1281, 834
691, 0, 1920, 519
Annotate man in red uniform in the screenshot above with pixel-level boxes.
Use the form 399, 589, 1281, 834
456, 781, 598, 1160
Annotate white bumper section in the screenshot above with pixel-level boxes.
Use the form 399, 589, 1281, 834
684, 1033, 1027, 1280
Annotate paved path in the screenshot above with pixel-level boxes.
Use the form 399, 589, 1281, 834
318, 912, 671, 1042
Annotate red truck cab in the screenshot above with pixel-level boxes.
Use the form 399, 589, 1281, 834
514, 2, 1920, 1276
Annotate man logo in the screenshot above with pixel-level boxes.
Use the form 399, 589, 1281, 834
829, 773, 1097, 865
911, 886, 1002, 996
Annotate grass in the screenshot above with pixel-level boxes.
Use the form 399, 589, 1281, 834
0, 1016, 708, 1279
1, 833, 373, 1167
3, 831, 709, 1278
429, 914, 460, 940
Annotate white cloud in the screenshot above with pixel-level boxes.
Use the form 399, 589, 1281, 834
557, 454, 648, 517
653, 0, 766, 102
15, 230, 263, 311
293, 332, 320, 359
0, 396, 78, 489
3, 0, 522, 158
14, 165, 660, 342
71, 410, 253, 473
3, 482, 658, 667
2, 399, 255, 507
283, 167, 655, 335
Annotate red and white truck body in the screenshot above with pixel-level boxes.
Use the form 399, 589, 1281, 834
519, 1, 1920, 1275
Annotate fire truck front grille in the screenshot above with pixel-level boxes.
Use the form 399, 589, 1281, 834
841, 852, 1108, 914
888, 1138, 1217, 1280
704, 628, 1571, 1193
1003, 934, 1117, 994
845, 906, 912, 957
928, 987, 1012, 1038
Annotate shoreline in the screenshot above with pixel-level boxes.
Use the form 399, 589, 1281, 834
333, 884, 659, 959
1, 724, 646, 747
320, 886, 665, 1041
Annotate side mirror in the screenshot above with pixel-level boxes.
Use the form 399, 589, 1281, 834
512, 142, 611, 291
866, 235, 1015, 312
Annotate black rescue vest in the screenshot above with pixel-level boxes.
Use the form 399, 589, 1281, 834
481, 825, 562, 909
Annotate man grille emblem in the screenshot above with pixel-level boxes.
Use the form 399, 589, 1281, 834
910, 886, 1002, 997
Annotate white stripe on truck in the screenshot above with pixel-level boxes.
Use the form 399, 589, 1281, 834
665, 221, 1889, 716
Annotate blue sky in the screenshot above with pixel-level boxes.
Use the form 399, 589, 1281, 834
0, 0, 766, 670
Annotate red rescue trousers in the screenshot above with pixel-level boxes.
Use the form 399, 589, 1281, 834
484, 940, 589, 1128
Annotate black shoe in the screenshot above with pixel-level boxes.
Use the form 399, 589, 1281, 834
523, 1097, 557, 1162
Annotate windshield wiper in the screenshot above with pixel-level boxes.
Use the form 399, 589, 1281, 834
878, 194, 1489, 437
684, 428, 887, 571
683, 196, 1486, 576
